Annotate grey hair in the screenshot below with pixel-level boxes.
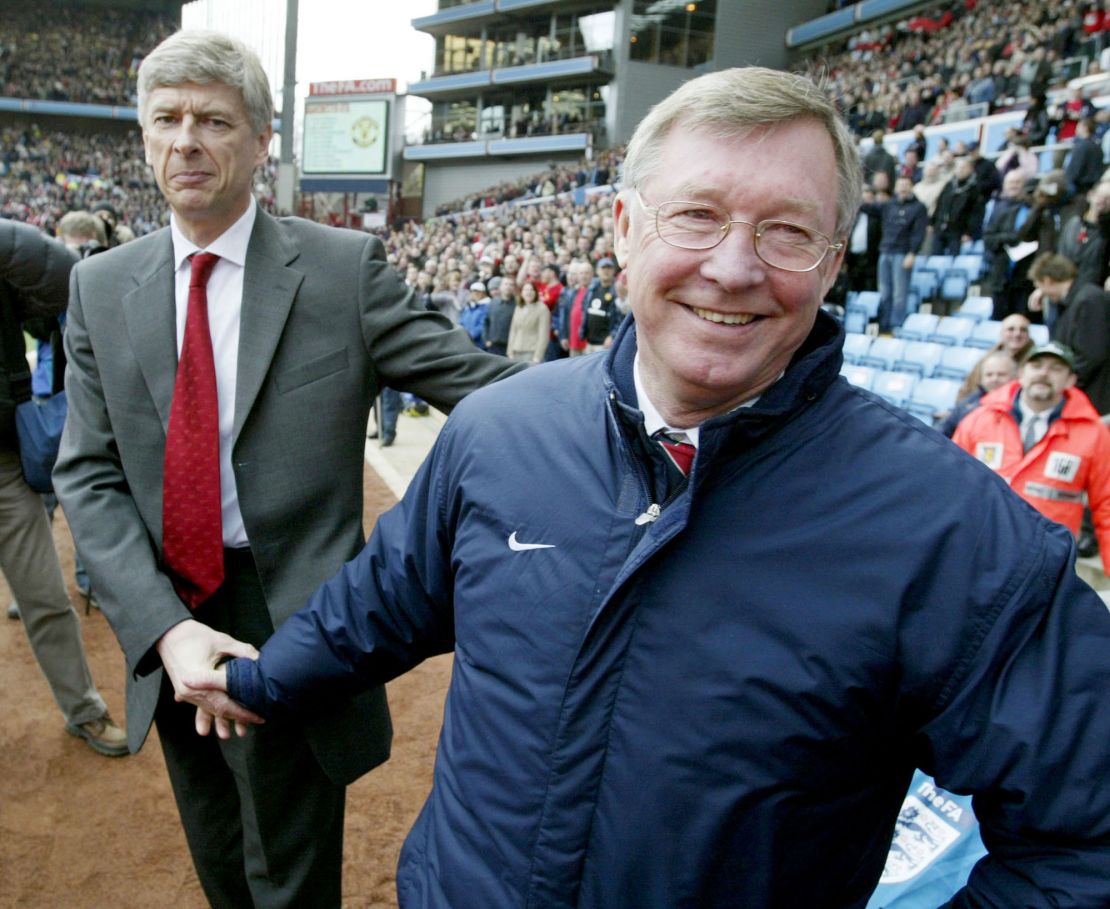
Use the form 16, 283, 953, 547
622, 66, 862, 238
137, 30, 273, 135
58, 210, 107, 246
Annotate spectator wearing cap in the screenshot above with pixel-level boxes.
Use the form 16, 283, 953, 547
954, 341, 1110, 575
579, 257, 621, 352
460, 281, 490, 346
1029, 252, 1110, 414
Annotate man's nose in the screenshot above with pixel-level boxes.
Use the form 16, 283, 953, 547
700, 221, 766, 288
172, 118, 201, 152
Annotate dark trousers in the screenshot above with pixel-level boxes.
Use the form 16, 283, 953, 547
154, 549, 345, 909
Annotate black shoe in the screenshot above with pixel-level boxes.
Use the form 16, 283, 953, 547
7, 601, 19, 620
1077, 530, 1099, 559
381, 435, 395, 448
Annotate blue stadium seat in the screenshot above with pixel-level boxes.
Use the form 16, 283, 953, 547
847, 290, 881, 321
872, 370, 918, 407
966, 319, 1002, 349
840, 363, 877, 390
925, 254, 955, 275
927, 316, 975, 346
859, 337, 907, 371
953, 296, 993, 321
844, 307, 868, 334
893, 341, 944, 378
894, 313, 940, 341
842, 333, 872, 364
939, 270, 970, 305
1030, 324, 1049, 345
954, 254, 985, 281
933, 345, 983, 380
910, 269, 938, 302
905, 377, 963, 425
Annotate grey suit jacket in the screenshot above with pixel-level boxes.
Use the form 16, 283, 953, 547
54, 210, 519, 784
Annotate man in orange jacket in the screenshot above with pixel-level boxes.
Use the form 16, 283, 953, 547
954, 341, 1110, 572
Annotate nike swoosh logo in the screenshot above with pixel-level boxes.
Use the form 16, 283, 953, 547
508, 531, 556, 551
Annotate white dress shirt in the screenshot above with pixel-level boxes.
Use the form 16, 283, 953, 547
170, 199, 256, 547
633, 353, 768, 447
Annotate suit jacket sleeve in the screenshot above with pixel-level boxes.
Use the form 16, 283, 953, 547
355, 238, 521, 407
54, 261, 190, 676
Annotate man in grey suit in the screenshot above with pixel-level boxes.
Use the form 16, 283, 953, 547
53, 29, 519, 908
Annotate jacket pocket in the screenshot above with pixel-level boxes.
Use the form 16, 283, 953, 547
274, 346, 349, 394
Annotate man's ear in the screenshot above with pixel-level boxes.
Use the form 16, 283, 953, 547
819, 241, 847, 298
614, 193, 631, 268
255, 125, 274, 167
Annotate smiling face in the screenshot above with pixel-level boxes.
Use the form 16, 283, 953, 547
614, 120, 844, 425
143, 81, 272, 247
999, 314, 1031, 353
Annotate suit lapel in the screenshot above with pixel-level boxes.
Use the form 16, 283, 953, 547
234, 212, 304, 444
121, 231, 177, 432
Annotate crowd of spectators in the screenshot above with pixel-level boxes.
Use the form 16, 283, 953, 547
804, 0, 1110, 137
0, 122, 280, 235
0, 5, 175, 106
432, 148, 623, 216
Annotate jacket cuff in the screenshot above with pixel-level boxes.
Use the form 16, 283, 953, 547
225, 657, 270, 718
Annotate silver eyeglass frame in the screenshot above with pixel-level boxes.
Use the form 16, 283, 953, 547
633, 190, 843, 273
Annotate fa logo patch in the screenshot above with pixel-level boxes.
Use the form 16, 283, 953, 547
974, 442, 1004, 470
1045, 452, 1081, 482
879, 793, 962, 883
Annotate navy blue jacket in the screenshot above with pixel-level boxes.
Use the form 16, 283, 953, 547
229, 312, 1110, 908
864, 196, 929, 254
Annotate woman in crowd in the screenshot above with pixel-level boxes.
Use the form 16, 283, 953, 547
506, 280, 551, 364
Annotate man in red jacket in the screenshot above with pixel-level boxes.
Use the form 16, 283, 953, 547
953, 341, 1110, 572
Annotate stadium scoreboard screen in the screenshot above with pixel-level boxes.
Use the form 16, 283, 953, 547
302, 79, 398, 185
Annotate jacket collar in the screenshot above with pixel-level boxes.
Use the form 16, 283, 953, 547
984, 379, 1101, 425
604, 309, 845, 462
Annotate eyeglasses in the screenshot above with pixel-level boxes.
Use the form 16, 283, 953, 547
634, 191, 842, 273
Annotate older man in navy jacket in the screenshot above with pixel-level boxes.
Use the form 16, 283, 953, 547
189, 68, 1110, 909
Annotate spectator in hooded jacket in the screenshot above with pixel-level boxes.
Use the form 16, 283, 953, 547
954, 341, 1110, 573
189, 66, 1110, 909
460, 281, 490, 346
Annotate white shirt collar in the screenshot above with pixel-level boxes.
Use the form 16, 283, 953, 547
171, 198, 257, 271
633, 352, 771, 447
634, 354, 700, 446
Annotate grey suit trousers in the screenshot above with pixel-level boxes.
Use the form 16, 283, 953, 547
0, 450, 105, 725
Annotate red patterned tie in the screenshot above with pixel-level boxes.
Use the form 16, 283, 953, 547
656, 432, 696, 477
163, 252, 223, 610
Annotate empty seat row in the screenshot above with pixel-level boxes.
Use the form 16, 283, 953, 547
839, 364, 963, 426
844, 336, 982, 380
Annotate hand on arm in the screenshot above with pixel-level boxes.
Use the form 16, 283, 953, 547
156, 619, 264, 739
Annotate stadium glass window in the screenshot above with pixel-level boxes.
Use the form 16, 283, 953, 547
630, 0, 716, 68
430, 100, 478, 143
436, 34, 489, 75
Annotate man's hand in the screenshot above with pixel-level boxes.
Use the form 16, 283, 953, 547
903, 252, 916, 269
156, 619, 264, 739
1027, 288, 1044, 312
